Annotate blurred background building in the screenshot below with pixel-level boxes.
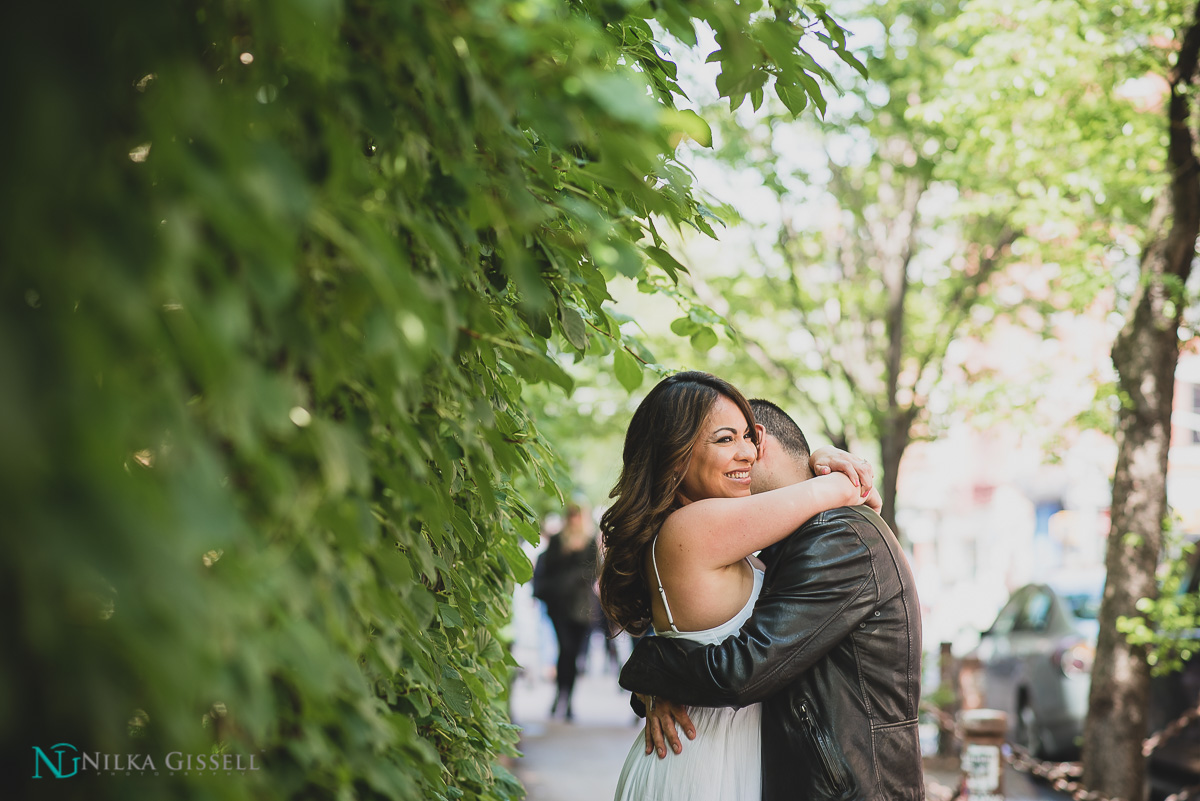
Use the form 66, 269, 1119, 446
902, 331, 1200, 654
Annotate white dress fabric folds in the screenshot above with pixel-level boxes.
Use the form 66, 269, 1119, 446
613, 567, 764, 801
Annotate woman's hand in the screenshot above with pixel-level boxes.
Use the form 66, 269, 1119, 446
809, 471, 869, 508
810, 445, 874, 499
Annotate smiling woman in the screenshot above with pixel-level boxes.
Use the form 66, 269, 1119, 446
598, 371, 759, 637
674, 396, 758, 504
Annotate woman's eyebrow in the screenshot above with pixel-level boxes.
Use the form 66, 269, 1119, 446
710, 426, 738, 437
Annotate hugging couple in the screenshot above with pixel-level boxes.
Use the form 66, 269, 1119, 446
599, 371, 925, 801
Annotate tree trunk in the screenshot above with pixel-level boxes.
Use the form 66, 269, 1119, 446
879, 172, 917, 541
1081, 7, 1200, 798
879, 411, 912, 538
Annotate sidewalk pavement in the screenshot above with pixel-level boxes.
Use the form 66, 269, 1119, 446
510, 668, 1062, 801
511, 669, 641, 801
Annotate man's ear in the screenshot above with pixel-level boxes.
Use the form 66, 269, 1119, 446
754, 424, 767, 457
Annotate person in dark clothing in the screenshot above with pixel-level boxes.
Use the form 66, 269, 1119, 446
619, 399, 925, 801
533, 503, 598, 720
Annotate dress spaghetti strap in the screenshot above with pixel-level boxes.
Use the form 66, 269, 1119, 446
650, 536, 680, 634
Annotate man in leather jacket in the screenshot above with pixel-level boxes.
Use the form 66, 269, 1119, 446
619, 399, 925, 801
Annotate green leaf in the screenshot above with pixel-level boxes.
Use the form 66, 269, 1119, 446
558, 301, 589, 351
645, 245, 689, 281
514, 517, 540, 545
440, 666, 473, 717
690, 326, 718, 352
777, 82, 809, 117
408, 585, 438, 630
497, 538, 533, 583
595, 239, 645, 278
611, 241, 645, 278
438, 602, 464, 629
670, 316, 700, 336
614, 348, 645, 391
660, 108, 713, 147
402, 687, 432, 718
658, 3, 698, 45
581, 71, 659, 128
520, 307, 553, 340
796, 72, 828, 116
834, 46, 869, 79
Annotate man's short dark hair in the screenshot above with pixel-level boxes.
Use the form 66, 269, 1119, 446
748, 399, 811, 464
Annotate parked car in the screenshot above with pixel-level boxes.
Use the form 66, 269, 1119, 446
970, 571, 1103, 758
971, 553, 1200, 796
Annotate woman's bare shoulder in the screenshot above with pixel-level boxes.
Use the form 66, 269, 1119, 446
656, 500, 731, 564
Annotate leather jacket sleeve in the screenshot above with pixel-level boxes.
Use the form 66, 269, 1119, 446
619, 510, 878, 708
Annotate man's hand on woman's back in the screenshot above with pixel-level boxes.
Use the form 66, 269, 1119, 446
641, 695, 696, 758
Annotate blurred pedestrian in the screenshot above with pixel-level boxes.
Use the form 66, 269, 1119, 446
533, 501, 597, 721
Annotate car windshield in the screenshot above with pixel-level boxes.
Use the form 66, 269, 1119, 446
1060, 591, 1101, 620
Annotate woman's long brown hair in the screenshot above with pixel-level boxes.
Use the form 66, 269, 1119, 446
598, 371, 757, 635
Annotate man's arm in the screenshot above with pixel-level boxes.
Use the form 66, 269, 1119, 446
619, 510, 878, 707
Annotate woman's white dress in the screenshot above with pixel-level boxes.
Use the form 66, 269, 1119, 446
613, 565, 764, 801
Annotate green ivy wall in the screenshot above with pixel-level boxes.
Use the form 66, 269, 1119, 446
0, 1, 857, 799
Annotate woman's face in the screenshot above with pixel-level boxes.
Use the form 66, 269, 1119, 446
675, 395, 757, 504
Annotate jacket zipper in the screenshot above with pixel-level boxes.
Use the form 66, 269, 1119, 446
799, 701, 850, 793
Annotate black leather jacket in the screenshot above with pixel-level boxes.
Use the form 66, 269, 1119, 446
619, 507, 924, 801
